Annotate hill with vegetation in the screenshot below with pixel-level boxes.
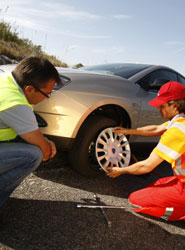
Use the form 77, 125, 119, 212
0, 20, 68, 67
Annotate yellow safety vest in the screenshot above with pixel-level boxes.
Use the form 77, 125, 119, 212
153, 114, 185, 181
0, 73, 33, 141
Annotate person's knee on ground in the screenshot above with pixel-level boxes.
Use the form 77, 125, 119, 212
128, 192, 168, 219
128, 191, 185, 221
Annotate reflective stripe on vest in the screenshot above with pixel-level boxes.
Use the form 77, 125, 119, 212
171, 122, 185, 134
156, 142, 185, 177
0, 73, 33, 141
156, 142, 181, 160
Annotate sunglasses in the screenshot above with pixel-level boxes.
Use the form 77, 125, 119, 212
33, 85, 51, 99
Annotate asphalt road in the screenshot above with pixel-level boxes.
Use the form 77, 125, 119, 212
0, 144, 185, 250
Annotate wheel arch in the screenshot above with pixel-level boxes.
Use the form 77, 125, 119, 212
73, 104, 131, 140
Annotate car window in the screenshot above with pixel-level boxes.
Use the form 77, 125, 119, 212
137, 69, 178, 91
177, 74, 185, 85
82, 63, 151, 79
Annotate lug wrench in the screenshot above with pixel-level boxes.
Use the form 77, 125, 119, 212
77, 204, 125, 209
94, 193, 112, 227
77, 194, 125, 227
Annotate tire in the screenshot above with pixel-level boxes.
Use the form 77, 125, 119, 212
69, 115, 119, 177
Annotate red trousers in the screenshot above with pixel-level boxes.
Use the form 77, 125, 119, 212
129, 176, 185, 221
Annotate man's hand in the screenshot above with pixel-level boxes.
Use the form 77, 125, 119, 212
42, 139, 57, 161
48, 140, 57, 159
21, 129, 57, 161
105, 166, 124, 178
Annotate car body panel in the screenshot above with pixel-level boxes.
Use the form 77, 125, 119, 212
1, 62, 184, 146
35, 73, 141, 140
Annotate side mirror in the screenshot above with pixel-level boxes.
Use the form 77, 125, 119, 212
149, 79, 169, 90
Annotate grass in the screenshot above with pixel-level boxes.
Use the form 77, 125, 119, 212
0, 20, 68, 67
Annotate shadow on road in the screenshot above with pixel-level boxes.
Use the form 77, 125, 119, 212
35, 164, 156, 199
0, 197, 185, 250
34, 143, 173, 200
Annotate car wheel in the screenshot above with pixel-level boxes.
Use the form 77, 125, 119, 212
69, 115, 131, 177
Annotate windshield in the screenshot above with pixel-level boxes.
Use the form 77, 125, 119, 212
82, 63, 152, 79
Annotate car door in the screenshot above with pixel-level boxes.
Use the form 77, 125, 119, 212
134, 69, 178, 142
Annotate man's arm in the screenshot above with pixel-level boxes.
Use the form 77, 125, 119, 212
20, 129, 56, 161
113, 122, 167, 136
106, 151, 164, 178
0, 105, 56, 161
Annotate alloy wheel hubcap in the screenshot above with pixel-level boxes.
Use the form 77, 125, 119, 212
95, 127, 131, 171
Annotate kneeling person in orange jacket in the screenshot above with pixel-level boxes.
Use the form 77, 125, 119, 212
106, 81, 185, 221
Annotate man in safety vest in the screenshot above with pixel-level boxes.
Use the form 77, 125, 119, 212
106, 81, 185, 221
0, 56, 62, 208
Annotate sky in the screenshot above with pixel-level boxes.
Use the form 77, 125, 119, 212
1, 0, 185, 75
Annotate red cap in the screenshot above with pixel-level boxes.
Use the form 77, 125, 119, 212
149, 81, 185, 107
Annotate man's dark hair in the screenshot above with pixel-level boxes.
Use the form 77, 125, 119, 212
12, 56, 62, 88
168, 98, 185, 113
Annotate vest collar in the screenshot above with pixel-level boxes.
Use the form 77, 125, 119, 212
10, 72, 25, 96
167, 113, 185, 129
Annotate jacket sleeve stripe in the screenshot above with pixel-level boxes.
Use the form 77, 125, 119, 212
171, 122, 185, 134
156, 142, 181, 160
